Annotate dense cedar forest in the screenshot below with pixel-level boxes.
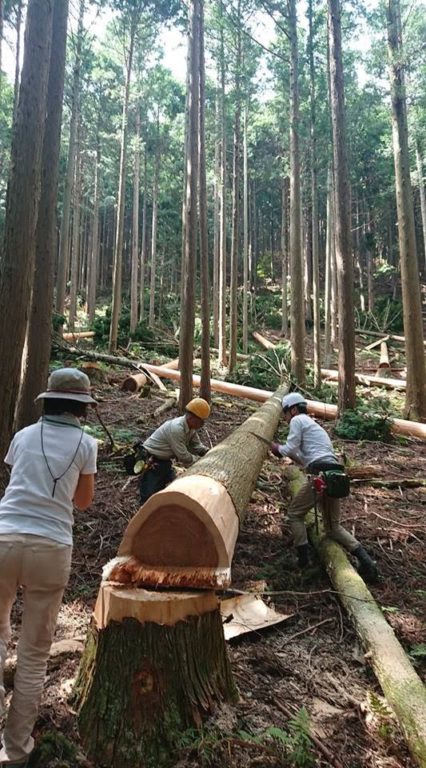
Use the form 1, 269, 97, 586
0, 0, 425, 767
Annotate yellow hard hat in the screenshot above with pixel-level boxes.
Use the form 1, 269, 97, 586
185, 397, 211, 420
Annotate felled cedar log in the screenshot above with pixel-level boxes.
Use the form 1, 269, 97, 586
116, 384, 287, 590
62, 330, 95, 340
60, 349, 426, 440
356, 327, 426, 348
377, 341, 391, 375
252, 330, 277, 349
287, 467, 426, 767
74, 589, 237, 768
121, 372, 147, 392
321, 368, 406, 390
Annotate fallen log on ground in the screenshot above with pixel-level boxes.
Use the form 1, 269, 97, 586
321, 368, 406, 390
287, 467, 426, 767
356, 328, 426, 348
252, 330, 277, 349
62, 330, 95, 340
116, 384, 287, 589
121, 372, 147, 392
60, 348, 426, 440
377, 341, 391, 375
74, 388, 286, 766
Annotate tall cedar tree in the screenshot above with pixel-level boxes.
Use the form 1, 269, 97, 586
0, 0, 53, 461
179, 0, 200, 409
386, 0, 426, 419
15, 0, 69, 429
328, 0, 356, 411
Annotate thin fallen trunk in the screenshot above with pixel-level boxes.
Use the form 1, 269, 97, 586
252, 330, 277, 349
116, 384, 287, 589
62, 331, 94, 340
356, 328, 426, 347
321, 368, 406, 390
287, 467, 426, 767
377, 341, 391, 374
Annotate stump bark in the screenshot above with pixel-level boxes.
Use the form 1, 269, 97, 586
74, 589, 237, 768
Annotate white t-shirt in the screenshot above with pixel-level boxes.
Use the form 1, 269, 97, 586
0, 416, 98, 545
278, 413, 336, 468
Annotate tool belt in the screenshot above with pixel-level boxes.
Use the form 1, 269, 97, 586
308, 461, 350, 499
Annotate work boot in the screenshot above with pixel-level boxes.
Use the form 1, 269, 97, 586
296, 543, 311, 569
353, 545, 379, 583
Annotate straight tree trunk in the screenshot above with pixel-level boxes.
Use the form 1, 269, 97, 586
288, 0, 305, 384
229, 0, 241, 374
109, 16, 136, 351
12, 0, 23, 125
308, 0, 321, 387
55, 0, 84, 315
87, 139, 100, 324
0, 0, 53, 461
148, 115, 160, 327
386, 0, 426, 419
218, 1, 227, 368
68, 140, 81, 332
198, 1, 211, 403
415, 137, 426, 271
15, 0, 68, 430
139, 144, 147, 322
179, 0, 200, 409
328, 0, 356, 411
324, 167, 333, 367
130, 108, 140, 334
281, 177, 289, 335
212, 87, 220, 347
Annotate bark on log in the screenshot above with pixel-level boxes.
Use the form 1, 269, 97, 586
116, 385, 287, 589
287, 467, 426, 768
60, 348, 426, 440
74, 589, 237, 768
377, 341, 391, 375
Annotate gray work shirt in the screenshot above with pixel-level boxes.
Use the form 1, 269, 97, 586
277, 413, 336, 468
143, 415, 208, 467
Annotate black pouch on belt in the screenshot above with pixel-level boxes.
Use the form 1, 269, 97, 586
321, 469, 350, 498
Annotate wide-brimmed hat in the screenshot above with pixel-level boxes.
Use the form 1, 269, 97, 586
36, 368, 96, 403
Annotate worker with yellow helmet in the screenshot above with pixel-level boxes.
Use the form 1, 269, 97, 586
137, 398, 211, 505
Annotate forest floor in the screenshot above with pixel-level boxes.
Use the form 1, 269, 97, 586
3, 343, 426, 768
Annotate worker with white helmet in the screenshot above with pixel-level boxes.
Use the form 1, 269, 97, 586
270, 392, 378, 581
137, 398, 211, 505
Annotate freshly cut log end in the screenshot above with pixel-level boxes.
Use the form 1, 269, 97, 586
74, 588, 238, 768
102, 555, 231, 590
118, 475, 239, 572
121, 372, 147, 392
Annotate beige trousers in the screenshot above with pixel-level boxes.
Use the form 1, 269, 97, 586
287, 478, 359, 551
0, 534, 72, 764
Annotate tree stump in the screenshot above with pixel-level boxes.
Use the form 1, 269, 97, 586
74, 588, 237, 768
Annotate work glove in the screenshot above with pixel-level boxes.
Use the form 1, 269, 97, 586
270, 442, 282, 457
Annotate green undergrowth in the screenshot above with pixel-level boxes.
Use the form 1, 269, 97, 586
29, 730, 77, 768
334, 397, 394, 442
177, 707, 315, 767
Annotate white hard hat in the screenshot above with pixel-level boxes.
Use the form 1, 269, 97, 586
282, 392, 307, 411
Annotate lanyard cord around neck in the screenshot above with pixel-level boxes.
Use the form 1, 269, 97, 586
40, 419, 85, 498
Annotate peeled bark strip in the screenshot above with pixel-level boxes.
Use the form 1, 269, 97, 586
288, 467, 426, 767
74, 589, 237, 768
117, 385, 286, 589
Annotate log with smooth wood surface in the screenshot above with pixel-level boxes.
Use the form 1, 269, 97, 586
60, 348, 426, 439
62, 330, 95, 340
115, 384, 287, 589
286, 467, 426, 767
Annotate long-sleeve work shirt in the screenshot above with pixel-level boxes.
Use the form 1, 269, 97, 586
277, 414, 336, 468
143, 415, 208, 467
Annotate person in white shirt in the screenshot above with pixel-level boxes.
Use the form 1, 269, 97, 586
271, 392, 378, 582
0, 368, 98, 768
137, 397, 210, 506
